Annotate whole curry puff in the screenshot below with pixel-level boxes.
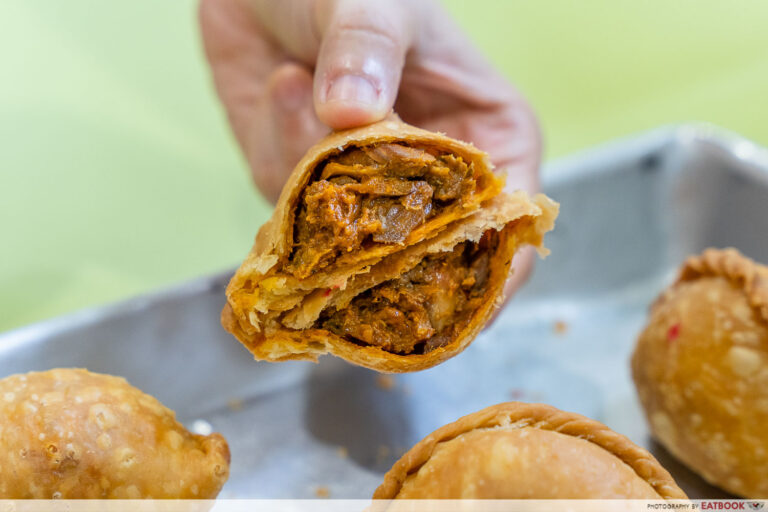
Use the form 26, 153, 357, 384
223, 117, 558, 372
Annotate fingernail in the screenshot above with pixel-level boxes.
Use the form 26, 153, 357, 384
325, 74, 379, 106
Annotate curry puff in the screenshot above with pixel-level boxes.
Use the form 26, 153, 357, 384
373, 402, 687, 499
223, 117, 558, 372
0, 368, 230, 499
632, 248, 768, 498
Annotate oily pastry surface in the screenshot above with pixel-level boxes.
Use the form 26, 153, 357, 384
223, 116, 558, 373
0, 368, 230, 499
632, 248, 768, 498
373, 402, 686, 499
396, 428, 660, 498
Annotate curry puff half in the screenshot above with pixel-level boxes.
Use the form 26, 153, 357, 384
223, 117, 558, 373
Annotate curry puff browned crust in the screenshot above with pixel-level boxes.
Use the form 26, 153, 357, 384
0, 369, 230, 499
373, 402, 687, 499
632, 248, 768, 498
223, 117, 558, 373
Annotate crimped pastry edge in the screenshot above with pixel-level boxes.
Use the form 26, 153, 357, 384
373, 402, 687, 500
674, 248, 768, 324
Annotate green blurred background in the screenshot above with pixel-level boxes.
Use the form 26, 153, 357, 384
2, 1, 767, 332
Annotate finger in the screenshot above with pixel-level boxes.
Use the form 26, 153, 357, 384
255, 62, 329, 202
245, 63, 327, 203
199, 0, 283, 150
313, 0, 415, 129
242, 0, 322, 64
270, 63, 330, 172
403, 94, 541, 194
487, 246, 536, 327
487, 102, 541, 320
493, 101, 542, 196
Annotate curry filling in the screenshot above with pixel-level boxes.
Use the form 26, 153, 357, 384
319, 234, 496, 355
287, 143, 476, 278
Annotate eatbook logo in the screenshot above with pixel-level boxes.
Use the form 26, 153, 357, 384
701, 502, 764, 510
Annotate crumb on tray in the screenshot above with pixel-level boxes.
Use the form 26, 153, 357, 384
376, 375, 396, 391
315, 486, 330, 498
227, 398, 244, 412
553, 320, 569, 335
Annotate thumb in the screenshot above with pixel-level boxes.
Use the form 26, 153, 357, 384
314, 0, 414, 129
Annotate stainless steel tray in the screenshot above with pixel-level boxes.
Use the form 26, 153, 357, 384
2, 124, 768, 499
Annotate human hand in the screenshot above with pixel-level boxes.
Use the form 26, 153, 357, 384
200, 0, 541, 305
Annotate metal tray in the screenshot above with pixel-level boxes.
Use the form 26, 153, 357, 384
2, 124, 768, 499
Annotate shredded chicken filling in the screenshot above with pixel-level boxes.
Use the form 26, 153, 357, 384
320, 237, 495, 355
287, 143, 476, 278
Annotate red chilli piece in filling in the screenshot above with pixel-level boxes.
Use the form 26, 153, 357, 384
667, 323, 681, 342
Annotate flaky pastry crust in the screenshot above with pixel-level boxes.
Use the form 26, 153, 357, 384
373, 402, 686, 499
223, 117, 558, 372
0, 369, 230, 499
632, 248, 768, 497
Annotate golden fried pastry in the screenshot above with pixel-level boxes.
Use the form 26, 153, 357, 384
373, 402, 686, 499
632, 248, 768, 497
0, 368, 230, 499
223, 116, 558, 373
